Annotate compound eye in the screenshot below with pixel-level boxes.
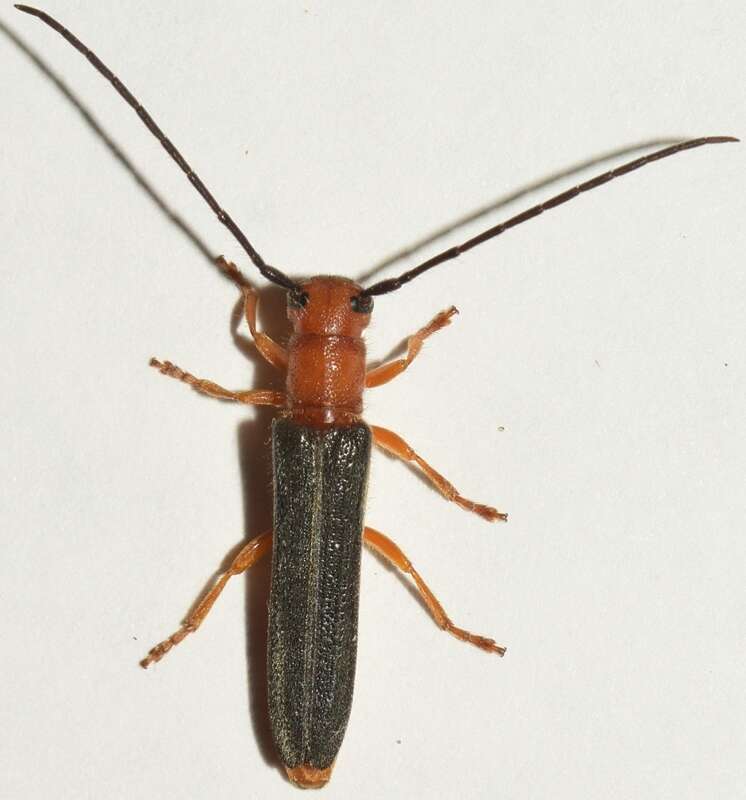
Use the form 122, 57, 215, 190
287, 288, 309, 309
350, 294, 374, 314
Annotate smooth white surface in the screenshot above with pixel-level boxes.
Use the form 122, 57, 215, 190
2, 2, 744, 798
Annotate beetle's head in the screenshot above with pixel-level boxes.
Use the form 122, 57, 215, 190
287, 276, 373, 336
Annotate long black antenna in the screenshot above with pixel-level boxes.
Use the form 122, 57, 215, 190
361, 136, 738, 298
15, 4, 301, 292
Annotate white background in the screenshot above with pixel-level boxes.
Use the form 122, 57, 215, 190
2, 2, 744, 798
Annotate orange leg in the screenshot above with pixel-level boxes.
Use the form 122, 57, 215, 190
371, 425, 507, 522
141, 530, 272, 668
216, 256, 288, 369
365, 306, 458, 388
364, 526, 505, 655
150, 358, 286, 406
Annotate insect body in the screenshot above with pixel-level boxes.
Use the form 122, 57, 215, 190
16, 4, 737, 790
145, 274, 503, 787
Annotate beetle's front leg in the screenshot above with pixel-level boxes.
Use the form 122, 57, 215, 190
365, 306, 457, 388
216, 255, 289, 370
364, 526, 505, 655
371, 425, 507, 522
141, 530, 272, 668
150, 358, 286, 406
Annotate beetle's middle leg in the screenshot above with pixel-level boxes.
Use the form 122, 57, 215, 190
371, 425, 507, 522
365, 306, 458, 388
216, 255, 289, 369
141, 529, 272, 668
364, 526, 505, 655
150, 358, 286, 406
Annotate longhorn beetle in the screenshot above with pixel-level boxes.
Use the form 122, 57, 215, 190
15, 4, 737, 790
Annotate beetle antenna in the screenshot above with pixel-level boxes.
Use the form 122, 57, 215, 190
15, 4, 301, 292
361, 136, 738, 298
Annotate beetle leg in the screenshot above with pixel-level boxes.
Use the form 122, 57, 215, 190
370, 425, 507, 522
216, 256, 289, 369
150, 358, 286, 406
364, 526, 505, 655
141, 530, 272, 668
241, 284, 289, 369
365, 306, 458, 388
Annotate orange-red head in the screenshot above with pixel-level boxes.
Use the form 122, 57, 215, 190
287, 276, 373, 338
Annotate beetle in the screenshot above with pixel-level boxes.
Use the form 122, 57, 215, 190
15, 4, 737, 790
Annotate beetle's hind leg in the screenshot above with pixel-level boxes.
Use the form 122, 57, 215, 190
364, 526, 505, 656
141, 529, 272, 668
371, 425, 507, 522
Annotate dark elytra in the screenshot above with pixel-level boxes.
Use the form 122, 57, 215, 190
269, 419, 372, 769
